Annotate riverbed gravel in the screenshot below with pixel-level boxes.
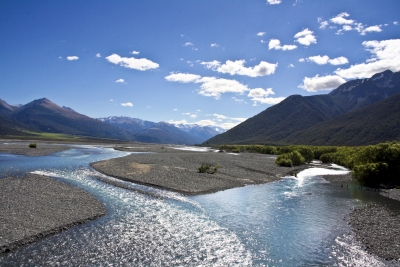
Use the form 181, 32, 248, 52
0, 142, 70, 156
91, 148, 298, 195
0, 173, 106, 254
349, 203, 400, 262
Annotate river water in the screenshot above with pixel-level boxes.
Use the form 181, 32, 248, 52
0, 145, 397, 266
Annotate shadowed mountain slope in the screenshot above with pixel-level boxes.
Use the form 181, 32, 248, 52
204, 70, 400, 146
282, 93, 400, 146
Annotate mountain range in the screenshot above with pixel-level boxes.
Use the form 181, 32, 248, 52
205, 70, 400, 146
0, 99, 224, 144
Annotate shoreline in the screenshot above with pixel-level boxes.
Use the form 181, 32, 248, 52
1, 142, 399, 262
0, 173, 106, 254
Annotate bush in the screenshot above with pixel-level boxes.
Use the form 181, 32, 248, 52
275, 150, 305, 167
352, 162, 389, 187
198, 163, 220, 174
320, 153, 335, 163
29, 143, 37, 148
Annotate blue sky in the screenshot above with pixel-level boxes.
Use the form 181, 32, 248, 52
1, 0, 399, 129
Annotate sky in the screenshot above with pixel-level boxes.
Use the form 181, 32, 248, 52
1, 0, 399, 129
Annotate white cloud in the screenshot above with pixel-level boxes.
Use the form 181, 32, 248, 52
190, 114, 197, 118
299, 58, 305, 62
268, 39, 297, 51
115, 79, 125, 83
335, 39, 400, 79
248, 88, 285, 105
202, 60, 278, 77
303, 55, 348, 65
121, 102, 133, 107
130, 51, 140, 54
288, 64, 295, 68
182, 112, 191, 115
196, 76, 250, 99
213, 114, 228, 119
165, 72, 202, 83
267, 0, 282, 4
173, 108, 178, 111
67, 56, 79, 61
168, 119, 188, 125
319, 21, 329, 29
361, 25, 382, 35
330, 12, 354, 25
166, 72, 284, 101
329, 56, 349, 65
183, 42, 193, 46
294, 28, 317, 46
211, 43, 219, 47
200, 60, 221, 70
96, 53, 101, 58
110, 99, 113, 102
257, 32, 266, 36
394, 21, 399, 25
106, 54, 159, 71
260, 40, 268, 44
299, 75, 346, 92
232, 97, 244, 102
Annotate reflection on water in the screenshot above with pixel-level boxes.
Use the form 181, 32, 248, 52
0, 146, 397, 266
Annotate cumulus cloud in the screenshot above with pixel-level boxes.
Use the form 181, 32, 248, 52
183, 42, 193, 46
294, 28, 317, 46
213, 114, 228, 119
330, 12, 354, 25
329, 13, 384, 36
288, 64, 295, 68
165, 73, 202, 83
394, 21, 399, 25
201, 60, 278, 77
319, 21, 329, 29
361, 25, 382, 35
268, 39, 297, 50
115, 79, 125, 83
335, 39, 400, 79
67, 56, 79, 61
106, 54, 159, 71
298, 75, 346, 92
211, 43, 219, 47
304, 55, 349, 65
248, 88, 285, 105
267, 0, 282, 4
166, 72, 284, 103
121, 102, 133, 107
257, 32, 266, 36
130, 51, 140, 54
190, 114, 197, 118
96, 53, 101, 58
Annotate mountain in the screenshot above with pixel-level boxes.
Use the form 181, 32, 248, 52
0, 99, 17, 117
4, 98, 133, 140
282, 93, 400, 146
173, 123, 225, 142
204, 70, 400, 146
133, 122, 202, 145
99, 116, 225, 144
98, 116, 156, 134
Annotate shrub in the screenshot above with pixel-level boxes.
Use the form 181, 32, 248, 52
29, 143, 37, 148
275, 150, 305, 167
198, 163, 220, 174
320, 153, 335, 163
352, 162, 389, 187
298, 147, 314, 163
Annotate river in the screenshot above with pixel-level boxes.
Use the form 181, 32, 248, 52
0, 145, 397, 266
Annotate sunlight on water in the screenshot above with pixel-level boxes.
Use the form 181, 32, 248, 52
0, 147, 396, 266
1, 167, 251, 266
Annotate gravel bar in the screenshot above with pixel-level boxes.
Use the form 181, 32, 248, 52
0, 173, 106, 254
349, 203, 400, 261
91, 149, 299, 195
0, 142, 70, 156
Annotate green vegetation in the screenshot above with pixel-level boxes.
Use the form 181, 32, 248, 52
198, 163, 220, 174
218, 142, 400, 187
29, 143, 37, 148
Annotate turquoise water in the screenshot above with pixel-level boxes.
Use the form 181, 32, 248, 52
0, 144, 397, 266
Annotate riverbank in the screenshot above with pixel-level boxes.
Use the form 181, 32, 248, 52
0, 173, 106, 254
0, 141, 71, 156
349, 203, 400, 262
91, 147, 300, 195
